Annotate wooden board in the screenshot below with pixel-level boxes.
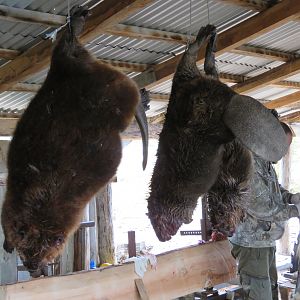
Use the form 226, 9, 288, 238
0, 240, 236, 300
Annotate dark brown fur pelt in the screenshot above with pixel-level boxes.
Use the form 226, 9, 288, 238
147, 76, 236, 242
205, 140, 253, 236
1, 6, 142, 277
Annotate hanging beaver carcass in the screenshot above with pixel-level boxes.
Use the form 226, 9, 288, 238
1, 5, 148, 277
147, 24, 289, 242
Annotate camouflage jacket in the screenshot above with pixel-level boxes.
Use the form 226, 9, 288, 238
229, 155, 298, 248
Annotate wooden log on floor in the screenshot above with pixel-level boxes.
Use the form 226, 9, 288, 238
0, 240, 236, 300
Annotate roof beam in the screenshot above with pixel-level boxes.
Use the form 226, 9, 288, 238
231, 45, 296, 62
134, 0, 300, 89
0, 5, 66, 27
233, 57, 300, 93
106, 24, 189, 44
264, 91, 300, 109
9, 83, 41, 92
98, 59, 149, 73
106, 26, 298, 64
149, 92, 169, 102
280, 111, 300, 123
0, 48, 20, 60
0, 0, 155, 94
271, 81, 300, 89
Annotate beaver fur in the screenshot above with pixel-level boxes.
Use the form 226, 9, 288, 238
147, 25, 239, 241
1, 5, 148, 277
147, 25, 286, 242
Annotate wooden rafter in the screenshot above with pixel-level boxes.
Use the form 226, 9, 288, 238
10, 83, 41, 93
134, 0, 300, 89
0, 0, 155, 94
106, 24, 189, 44
233, 57, 300, 93
231, 45, 296, 62
271, 81, 300, 90
149, 92, 169, 102
98, 59, 150, 73
280, 111, 300, 123
265, 91, 300, 109
0, 48, 20, 60
0, 5, 65, 27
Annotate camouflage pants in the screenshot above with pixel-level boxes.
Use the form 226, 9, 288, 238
231, 244, 278, 300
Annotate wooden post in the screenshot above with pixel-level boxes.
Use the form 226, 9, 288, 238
128, 231, 136, 258
59, 234, 74, 275
201, 196, 209, 241
89, 197, 98, 267
73, 205, 90, 271
96, 184, 115, 265
278, 148, 291, 256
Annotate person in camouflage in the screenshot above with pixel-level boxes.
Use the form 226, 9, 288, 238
229, 123, 300, 300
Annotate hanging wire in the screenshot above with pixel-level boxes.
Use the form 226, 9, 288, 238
206, 0, 210, 24
186, 0, 193, 50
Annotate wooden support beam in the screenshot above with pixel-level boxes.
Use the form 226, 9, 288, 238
231, 45, 296, 62
134, 0, 300, 89
271, 81, 300, 90
0, 5, 66, 27
135, 279, 150, 300
264, 91, 300, 109
280, 111, 300, 123
0, 48, 20, 60
0, 0, 155, 93
98, 58, 149, 73
0, 241, 236, 300
149, 92, 169, 102
106, 24, 189, 44
10, 83, 41, 93
233, 57, 300, 93
80, 0, 155, 44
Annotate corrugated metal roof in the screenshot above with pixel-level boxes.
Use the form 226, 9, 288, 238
246, 86, 299, 101
0, 0, 299, 120
0, 0, 86, 14
248, 21, 300, 53
0, 0, 96, 51
149, 79, 173, 94
0, 91, 33, 111
87, 34, 184, 64
286, 74, 300, 83
215, 52, 274, 76
123, 0, 257, 35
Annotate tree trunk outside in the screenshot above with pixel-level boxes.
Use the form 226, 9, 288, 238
96, 184, 115, 265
